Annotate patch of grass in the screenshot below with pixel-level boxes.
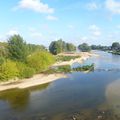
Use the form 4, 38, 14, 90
56, 55, 80, 62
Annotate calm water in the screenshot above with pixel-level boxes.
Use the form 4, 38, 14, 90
0, 51, 120, 120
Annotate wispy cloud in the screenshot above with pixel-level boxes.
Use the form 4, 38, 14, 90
89, 24, 101, 38
46, 15, 58, 21
14, 0, 54, 14
105, 0, 120, 14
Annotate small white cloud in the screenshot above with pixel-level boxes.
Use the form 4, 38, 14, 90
105, 0, 120, 14
7, 30, 19, 36
86, 2, 99, 10
89, 24, 101, 37
46, 15, 58, 20
14, 0, 54, 14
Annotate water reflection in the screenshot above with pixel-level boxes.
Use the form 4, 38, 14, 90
0, 83, 50, 111
106, 79, 120, 117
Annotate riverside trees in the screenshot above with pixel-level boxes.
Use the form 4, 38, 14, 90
0, 35, 55, 81
49, 39, 76, 55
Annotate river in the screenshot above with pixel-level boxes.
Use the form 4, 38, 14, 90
0, 51, 120, 120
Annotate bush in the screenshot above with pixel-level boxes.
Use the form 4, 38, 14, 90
57, 65, 71, 73
20, 67, 35, 78
0, 57, 5, 65
0, 60, 19, 81
27, 51, 55, 73
16, 62, 35, 79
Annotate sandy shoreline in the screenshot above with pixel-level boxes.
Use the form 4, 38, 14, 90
0, 74, 66, 91
0, 52, 97, 92
53, 52, 98, 67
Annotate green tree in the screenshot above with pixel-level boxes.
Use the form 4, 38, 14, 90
49, 41, 60, 55
112, 42, 120, 50
27, 51, 55, 73
7, 35, 28, 62
78, 43, 91, 52
66, 43, 76, 52
49, 39, 76, 55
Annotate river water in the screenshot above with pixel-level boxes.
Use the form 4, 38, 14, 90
0, 51, 120, 120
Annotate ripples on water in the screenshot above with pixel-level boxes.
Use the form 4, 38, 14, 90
0, 51, 120, 120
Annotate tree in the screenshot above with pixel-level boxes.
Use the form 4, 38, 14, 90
49, 39, 76, 55
7, 35, 28, 62
66, 43, 76, 52
112, 42, 120, 50
78, 43, 91, 52
49, 41, 60, 55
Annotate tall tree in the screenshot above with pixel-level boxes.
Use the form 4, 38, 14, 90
8, 35, 28, 61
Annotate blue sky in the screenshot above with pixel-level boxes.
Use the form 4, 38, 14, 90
0, 0, 120, 46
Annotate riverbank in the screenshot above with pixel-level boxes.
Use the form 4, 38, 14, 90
0, 73, 66, 91
0, 52, 97, 91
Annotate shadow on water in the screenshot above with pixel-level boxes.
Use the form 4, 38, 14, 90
0, 83, 50, 111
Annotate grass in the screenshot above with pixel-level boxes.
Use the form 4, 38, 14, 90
56, 55, 80, 62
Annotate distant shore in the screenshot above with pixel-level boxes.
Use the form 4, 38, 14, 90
0, 52, 98, 92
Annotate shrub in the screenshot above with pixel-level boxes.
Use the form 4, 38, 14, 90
0, 60, 19, 81
0, 57, 5, 65
16, 62, 35, 79
27, 51, 55, 73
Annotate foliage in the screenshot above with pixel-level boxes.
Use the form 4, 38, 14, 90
49, 39, 76, 55
56, 55, 79, 62
7, 35, 28, 62
91, 45, 111, 51
0, 60, 19, 81
72, 64, 94, 71
66, 43, 76, 52
27, 44, 47, 54
57, 65, 71, 73
0, 42, 8, 57
27, 51, 55, 73
16, 62, 35, 79
78, 43, 91, 52
0, 57, 5, 65
111, 42, 120, 50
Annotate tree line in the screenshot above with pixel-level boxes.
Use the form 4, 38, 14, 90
78, 42, 120, 54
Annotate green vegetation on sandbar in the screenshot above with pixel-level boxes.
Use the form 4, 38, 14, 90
56, 55, 80, 62
43, 64, 94, 74
72, 64, 94, 72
